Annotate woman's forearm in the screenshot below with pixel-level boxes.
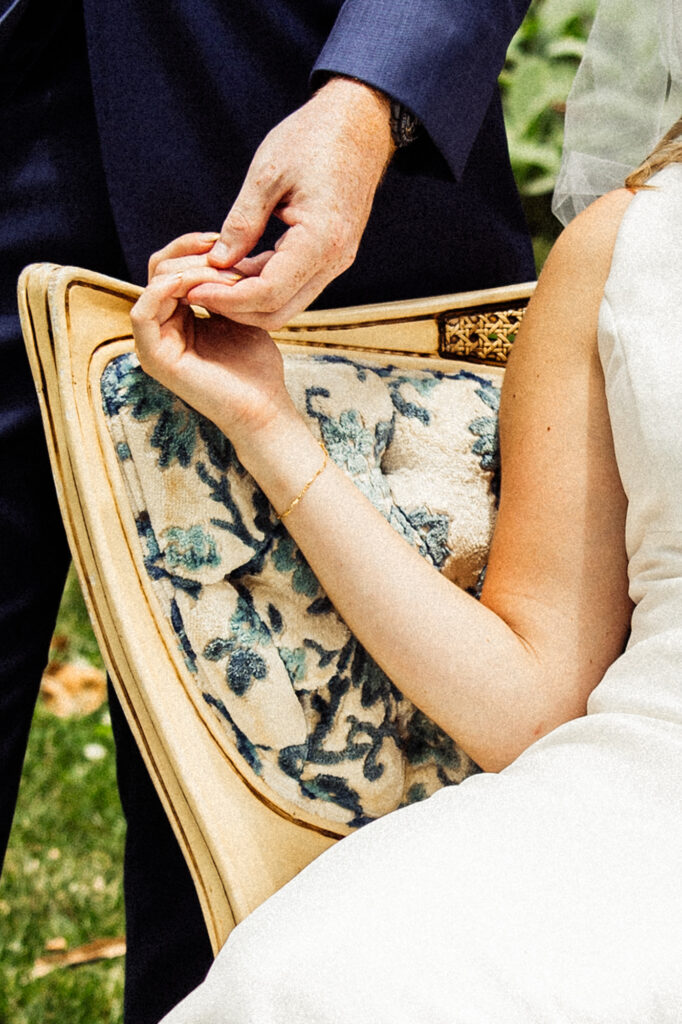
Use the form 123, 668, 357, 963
232, 409, 565, 773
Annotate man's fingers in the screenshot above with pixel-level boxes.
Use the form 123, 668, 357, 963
148, 232, 220, 281
209, 158, 283, 268
191, 220, 348, 325
189, 268, 328, 331
211, 223, 328, 311
186, 263, 332, 331
232, 250, 275, 277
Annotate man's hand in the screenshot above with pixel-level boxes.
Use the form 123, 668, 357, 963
184, 77, 395, 330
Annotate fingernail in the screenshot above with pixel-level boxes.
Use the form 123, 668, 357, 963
199, 232, 220, 243
210, 240, 231, 263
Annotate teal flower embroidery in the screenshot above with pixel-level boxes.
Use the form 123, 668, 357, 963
272, 536, 319, 598
203, 592, 273, 696
467, 376, 502, 499
101, 358, 200, 467
161, 525, 220, 572
280, 646, 307, 684
227, 648, 267, 696
102, 356, 237, 471
321, 410, 374, 475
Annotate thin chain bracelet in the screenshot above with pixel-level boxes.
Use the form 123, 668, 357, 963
275, 441, 329, 521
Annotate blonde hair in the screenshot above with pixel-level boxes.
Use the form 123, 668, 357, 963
625, 115, 682, 189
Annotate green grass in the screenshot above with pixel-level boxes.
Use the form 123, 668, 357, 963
0, 569, 125, 1024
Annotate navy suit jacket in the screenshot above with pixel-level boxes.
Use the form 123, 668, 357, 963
3, 0, 535, 305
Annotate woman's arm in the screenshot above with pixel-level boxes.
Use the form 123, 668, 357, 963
132, 190, 634, 771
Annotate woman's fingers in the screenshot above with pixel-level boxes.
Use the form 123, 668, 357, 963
147, 231, 220, 281
148, 232, 219, 280
186, 260, 330, 331
151, 251, 245, 289
130, 272, 186, 362
132, 272, 181, 325
132, 267, 241, 365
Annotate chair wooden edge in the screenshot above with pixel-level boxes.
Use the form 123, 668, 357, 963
271, 280, 536, 359
22, 266, 338, 951
38, 262, 535, 361
19, 266, 235, 946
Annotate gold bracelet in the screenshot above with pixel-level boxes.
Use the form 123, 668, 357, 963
276, 441, 329, 521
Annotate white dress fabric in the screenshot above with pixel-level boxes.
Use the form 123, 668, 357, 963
162, 167, 682, 1024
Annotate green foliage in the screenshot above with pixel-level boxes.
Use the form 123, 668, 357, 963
502, 0, 597, 196
0, 701, 124, 1023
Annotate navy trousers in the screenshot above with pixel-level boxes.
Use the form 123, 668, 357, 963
0, 3, 213, 1020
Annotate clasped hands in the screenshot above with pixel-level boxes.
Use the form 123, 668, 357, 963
132, 76, 394, 461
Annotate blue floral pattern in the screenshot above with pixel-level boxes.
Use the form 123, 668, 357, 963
101, 348, 503, 829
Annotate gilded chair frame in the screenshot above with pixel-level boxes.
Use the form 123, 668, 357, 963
19, 264, 534, 952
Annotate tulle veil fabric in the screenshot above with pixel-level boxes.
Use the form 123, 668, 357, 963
552, 0, 682, 224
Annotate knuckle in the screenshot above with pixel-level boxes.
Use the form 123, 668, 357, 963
252, 283, 283, 315
249, 146, 277, 184
224, 206, 253, 235
261, 312, 287, 331
323, 215, 355, 263
327, 230, 346, 256
338, 247, 357, 272
147, 251, 162, 278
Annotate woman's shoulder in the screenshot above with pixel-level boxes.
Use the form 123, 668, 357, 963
526, 188, 636, 347
504, 186, 642, 385
550, 188, 635, 281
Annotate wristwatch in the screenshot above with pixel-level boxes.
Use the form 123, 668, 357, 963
389, 99, 422, 148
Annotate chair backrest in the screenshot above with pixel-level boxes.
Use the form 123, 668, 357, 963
19, 264, 534, 952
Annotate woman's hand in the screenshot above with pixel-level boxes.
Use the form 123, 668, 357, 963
130, 233, 299, 455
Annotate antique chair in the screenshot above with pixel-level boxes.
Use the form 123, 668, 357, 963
18, 263, 534, 954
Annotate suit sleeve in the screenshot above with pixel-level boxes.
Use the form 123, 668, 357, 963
311, 0, 531, 180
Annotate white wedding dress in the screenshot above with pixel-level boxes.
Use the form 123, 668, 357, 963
162, 166, 682, 1023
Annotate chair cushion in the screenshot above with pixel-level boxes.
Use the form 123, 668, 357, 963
101, 347, 502, 829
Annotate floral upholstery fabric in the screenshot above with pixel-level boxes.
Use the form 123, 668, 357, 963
101, 347, 502, 830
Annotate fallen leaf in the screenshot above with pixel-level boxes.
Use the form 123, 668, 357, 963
40, 661, 107, 717
31, 936, 126, 979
